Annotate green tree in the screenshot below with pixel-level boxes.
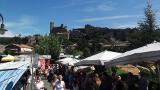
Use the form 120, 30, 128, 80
11, 36, 21, 44
21, 36, 29, 44
3, 50, 14, 55
138, 1, 157, 42
129, 1, 159, 48
82, 47, 91, 58
37, 35, 61, 60
0, 37, 12, 45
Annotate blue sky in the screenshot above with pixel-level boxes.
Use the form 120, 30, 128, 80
0, 0, 160, 37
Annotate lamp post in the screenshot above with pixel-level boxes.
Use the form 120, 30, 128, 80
31, 53, 34, 90
0, 13, 7, 35
31, 48, 36, 90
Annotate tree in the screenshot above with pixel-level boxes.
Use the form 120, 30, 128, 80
82, 47, 91, 58
77, 37, 89, 50
37, 35, 61, 60
0, 37, 12, 44
21, 36, 29, 44
129, 1, 159, 48
138, 0, 158, 43
11, 36, 21, 44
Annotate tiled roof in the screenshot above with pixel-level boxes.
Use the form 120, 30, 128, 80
12, 44, 32, 48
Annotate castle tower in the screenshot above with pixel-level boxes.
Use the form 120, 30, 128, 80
50, 21, 54, 33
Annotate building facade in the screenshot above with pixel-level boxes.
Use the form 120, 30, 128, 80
49, 22, 69, 39
5, 44, 33, 54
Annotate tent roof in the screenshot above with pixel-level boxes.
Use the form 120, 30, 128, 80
57, 57, 79, 65
115, 42, 160, 59
0, 61, 30, 70
75, 50, 121, 66
105, 42, 160, 66
83, 51, 104, 61
0, 61, 30, 89
57, 57, 78, 62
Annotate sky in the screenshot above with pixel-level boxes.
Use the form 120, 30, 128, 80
0, 0, 160, 37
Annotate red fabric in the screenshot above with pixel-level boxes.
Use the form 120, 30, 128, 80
38, 58, 45, 71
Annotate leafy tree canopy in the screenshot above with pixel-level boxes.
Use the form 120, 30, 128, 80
37, 35, 61, 60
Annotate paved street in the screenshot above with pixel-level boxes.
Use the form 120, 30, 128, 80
28, 76, 52, 90
42, 77, 53, 90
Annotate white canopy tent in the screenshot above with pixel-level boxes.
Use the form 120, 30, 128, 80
56, 57, 79, 66
75, 50, 122, 66
104, 42, 160, 66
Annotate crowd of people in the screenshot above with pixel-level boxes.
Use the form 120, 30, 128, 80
31, 64, 150, 90
34, 64, 67, 90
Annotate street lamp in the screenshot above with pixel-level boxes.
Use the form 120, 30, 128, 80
0, 13, 7, 35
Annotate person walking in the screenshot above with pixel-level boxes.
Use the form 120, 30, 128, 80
138, 73, 149, 90
54, 75, 66, 90
34, 76, 45, 90
93, 73, 101, 90
52, 74, 59, 90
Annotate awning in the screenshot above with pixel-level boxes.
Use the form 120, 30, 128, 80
75, 50, 121, 66
105, 42, 160, 66
56, 57, 79, 66
0, 61, 30, 90
0, 69, 26, 89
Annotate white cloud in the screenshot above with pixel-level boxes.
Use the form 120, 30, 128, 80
114, 24, 138, 29
6, 16, 35, 28
83, 0, 97, 4
157, 11, 160, 16
76, 15, 140, 22
0, 31, 14, 37
84, 4, 114, 12
133, 3, 145, 9
4, 15, 39, 36
52, 3, 75, 9
52, 0, 97, 9
97, 4, 114, 11
83, 1, 115, 12
72, 25, 84, 29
